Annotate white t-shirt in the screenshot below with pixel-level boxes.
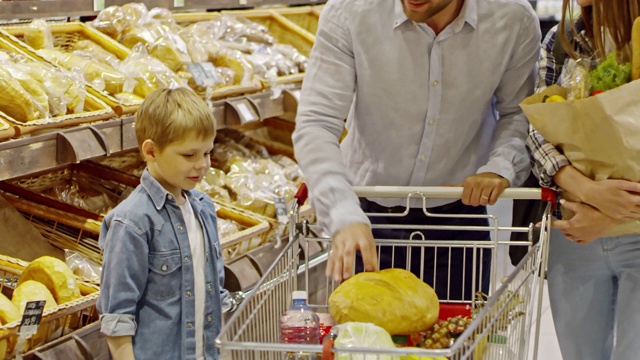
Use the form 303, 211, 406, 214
179, 197, 206, 360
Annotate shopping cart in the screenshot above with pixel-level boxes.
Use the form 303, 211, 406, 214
217, 185, 555, 360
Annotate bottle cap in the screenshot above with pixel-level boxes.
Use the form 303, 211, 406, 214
292, 290, 308, 300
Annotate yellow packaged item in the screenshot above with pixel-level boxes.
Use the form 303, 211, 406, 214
18, 256, 81, 305
149, 33, 192, 72
329, 268, 439, 335
3, 63, 49, 117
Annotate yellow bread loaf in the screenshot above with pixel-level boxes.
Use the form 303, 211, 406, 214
11, 280, 58, 314
329, 268, 439, 335
18, 256, 81, 304
0, 293, 20, 325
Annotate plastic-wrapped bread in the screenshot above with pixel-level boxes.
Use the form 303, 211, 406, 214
92, 6, 128, 40
146, 7, 181, 33
149, 33, 192, 72
25, 61, 86, 114
23, 19, 54, 50
121, 2, 148, 28
3, 63, 50, 116
0, 66, 47, 122
119, 43, 185, 98
73, 39, 121, 68
39, 48, 127, 95
214, 49, 255, 85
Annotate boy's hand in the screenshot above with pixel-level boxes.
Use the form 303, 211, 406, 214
461, 173, 510, 207
326, 223, 378, 283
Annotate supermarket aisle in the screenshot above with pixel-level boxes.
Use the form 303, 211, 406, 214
489, 199, 562, 360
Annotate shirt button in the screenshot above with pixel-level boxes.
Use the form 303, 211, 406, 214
187, 291, 192, 297
207, 285, 213, 292
427, 119, 435, 125
187, 322, 193, 328
167, 194, 173, 200
161, 265, 168, 271
421, 156, 426, 162
207, 316, 212, 323
177, 225, 183, 230
432, 80, 438, 86
185, 257, 190, 263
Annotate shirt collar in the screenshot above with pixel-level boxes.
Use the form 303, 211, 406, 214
140, 168, 206, 210
393, 0, 477, 31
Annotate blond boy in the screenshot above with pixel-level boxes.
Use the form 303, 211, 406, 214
98, 87, 227, 360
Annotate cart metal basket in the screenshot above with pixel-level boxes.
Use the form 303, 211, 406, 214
217, 186, 555, 360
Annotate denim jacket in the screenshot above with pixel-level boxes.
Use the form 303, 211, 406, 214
97, 169, 227, 360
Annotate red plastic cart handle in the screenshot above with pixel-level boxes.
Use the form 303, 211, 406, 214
295, 183, 309, 206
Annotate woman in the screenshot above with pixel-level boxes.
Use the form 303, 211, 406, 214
528, 0, 640, 359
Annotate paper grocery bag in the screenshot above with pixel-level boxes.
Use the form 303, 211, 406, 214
521, 82, 640, 237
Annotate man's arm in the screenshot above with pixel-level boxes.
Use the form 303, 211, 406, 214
465, 7, 541, 206
292, 1, 376, 281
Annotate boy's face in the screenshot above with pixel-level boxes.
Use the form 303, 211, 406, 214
144, 133, 215, 202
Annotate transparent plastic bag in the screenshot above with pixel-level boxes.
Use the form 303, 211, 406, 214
222, 15, 275, 45
72, 39, 122, 69
2, 62, 50, 120
65, 249, 101, 282
149, 32, 192, 72
560, 57, 594, 101
92, 6, 128, 40
332, 322, 399, 360
119, 43, 186, 98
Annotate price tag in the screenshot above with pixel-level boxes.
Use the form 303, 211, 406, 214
93, 0, 105, 11
187, 62, 220, 87
19, 300, 46, 337
239, 0, 248, 5
275, 197, 288, 223
174, 0, 185, 7
236, 102, 257, 123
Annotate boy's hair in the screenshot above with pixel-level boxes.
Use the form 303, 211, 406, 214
135, 87, 216, 150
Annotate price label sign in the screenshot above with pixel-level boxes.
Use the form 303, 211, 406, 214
174, 0, 185, 7
274, 197, 288, 224
236, 102, 258, 124
19, 300, 46, 336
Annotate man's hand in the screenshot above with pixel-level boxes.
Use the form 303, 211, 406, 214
326, 223, 378, 283
461, 173, 510, 207
582, 179, 640, 221
551, 199, 621, 244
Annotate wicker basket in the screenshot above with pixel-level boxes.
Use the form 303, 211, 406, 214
1, 23, 141, 116
272, 6, 320, 37
0, 254, 99, 360
1, 184, 271, 265
0, 118, 15, 142
0, 162, 139, 222
0, 29, 115, 137
173, 11, 314, 86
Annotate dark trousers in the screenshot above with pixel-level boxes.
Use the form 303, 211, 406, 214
355, 199, 491, 302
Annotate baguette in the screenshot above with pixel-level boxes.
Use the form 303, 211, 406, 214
632, 16, 640, 80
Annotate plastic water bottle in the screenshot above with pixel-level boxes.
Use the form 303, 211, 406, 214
485, 334, 517, 359
280, 291, 320, 360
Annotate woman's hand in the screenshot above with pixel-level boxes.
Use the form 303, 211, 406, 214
582, 179, 640, 221
551, 199, 621, 244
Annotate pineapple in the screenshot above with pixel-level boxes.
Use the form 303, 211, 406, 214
418, 315, 472, 349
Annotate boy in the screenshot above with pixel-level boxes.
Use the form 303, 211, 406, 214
97, 87, 227, 360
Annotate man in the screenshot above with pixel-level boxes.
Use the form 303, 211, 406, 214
293, 0, 540, 300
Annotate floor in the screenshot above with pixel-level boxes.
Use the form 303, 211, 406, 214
489, 199, 562, 360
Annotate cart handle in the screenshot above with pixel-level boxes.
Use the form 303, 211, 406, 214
294, 183, 556, 205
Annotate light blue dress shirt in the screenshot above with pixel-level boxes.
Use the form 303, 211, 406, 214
97, 169, 226, 360
292, 0, 540, 236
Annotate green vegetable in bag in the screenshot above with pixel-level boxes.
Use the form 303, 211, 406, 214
589, 52, 631, 93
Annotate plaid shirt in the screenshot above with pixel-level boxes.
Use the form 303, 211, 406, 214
526, 21, 593, 189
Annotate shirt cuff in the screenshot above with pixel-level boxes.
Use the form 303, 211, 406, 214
476, 159, 518, 187
327, 199, 370, 237
100, 314, 137, 337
